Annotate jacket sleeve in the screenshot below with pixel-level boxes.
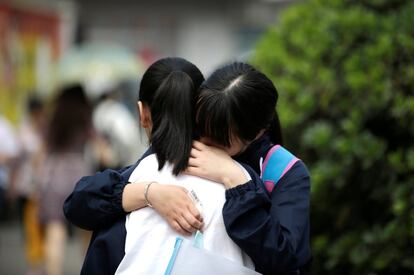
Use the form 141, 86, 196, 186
223, 161, 311, 275
63, 166, 131, 231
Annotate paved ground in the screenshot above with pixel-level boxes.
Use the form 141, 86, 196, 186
0, 219, 84, 275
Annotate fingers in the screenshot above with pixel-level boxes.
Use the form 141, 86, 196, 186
178, 188, 203, 228
192, 140, 207, 151
187, 157, 199, 167
187, 203, 202, 221
177, 215, 196, 234
185, 207, 203, 229
184, 166, 202, 177
171, 201, 203, 235
174, 205, 203, 234
171, 221, 191, 236
161, 185, 204, 236
190, 148, 200, 158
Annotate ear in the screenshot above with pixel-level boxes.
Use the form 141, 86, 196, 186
137, 101, 152, 128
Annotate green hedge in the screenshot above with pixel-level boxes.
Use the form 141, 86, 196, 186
253, 0, 414, 274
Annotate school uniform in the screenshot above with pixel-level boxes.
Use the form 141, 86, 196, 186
116, 154, 254, 274
230, 134, 311, 275
64, 134, 311, 275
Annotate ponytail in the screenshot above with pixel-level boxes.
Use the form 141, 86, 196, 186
150, 71, 196, 175
268, 111, 283, 146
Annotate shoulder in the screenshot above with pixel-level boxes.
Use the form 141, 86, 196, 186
136, 147, 155, 164
137, 153, 156, 166
119, 147, 155, 179
263, 146, 310, 191
275, 160, 310, 194
284, 160, 310, 181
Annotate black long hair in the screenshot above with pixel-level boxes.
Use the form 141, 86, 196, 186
139, 57, 204, 175
196, 62, 283, 147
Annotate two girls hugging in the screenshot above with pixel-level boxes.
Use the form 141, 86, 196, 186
64, 58, 311, 275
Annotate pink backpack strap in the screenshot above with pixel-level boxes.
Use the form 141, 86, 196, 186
261, 145, 300, 193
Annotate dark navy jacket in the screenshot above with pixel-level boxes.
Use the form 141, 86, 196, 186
63, 135, 311, 275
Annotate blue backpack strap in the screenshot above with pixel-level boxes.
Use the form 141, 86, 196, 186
261, 145, 300, 193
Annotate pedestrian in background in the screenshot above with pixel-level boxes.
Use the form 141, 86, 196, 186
9, 96, 46, 275
0, 113, 20, 221
38, 85, 93, 275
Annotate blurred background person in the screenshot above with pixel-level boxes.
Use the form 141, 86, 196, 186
92, 87, 146, 170
0, 113, 20, 221
38, 84, 93, 275
8, 96, 46, 275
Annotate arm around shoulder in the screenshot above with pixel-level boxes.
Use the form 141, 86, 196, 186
63, 167, 130, 231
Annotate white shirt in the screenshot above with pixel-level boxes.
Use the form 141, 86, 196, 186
115, 154, 254, 275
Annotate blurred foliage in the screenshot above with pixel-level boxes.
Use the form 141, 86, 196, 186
253, 0, 414, 274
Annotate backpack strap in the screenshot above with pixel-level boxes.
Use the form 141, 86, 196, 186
261, 145, 300, 193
